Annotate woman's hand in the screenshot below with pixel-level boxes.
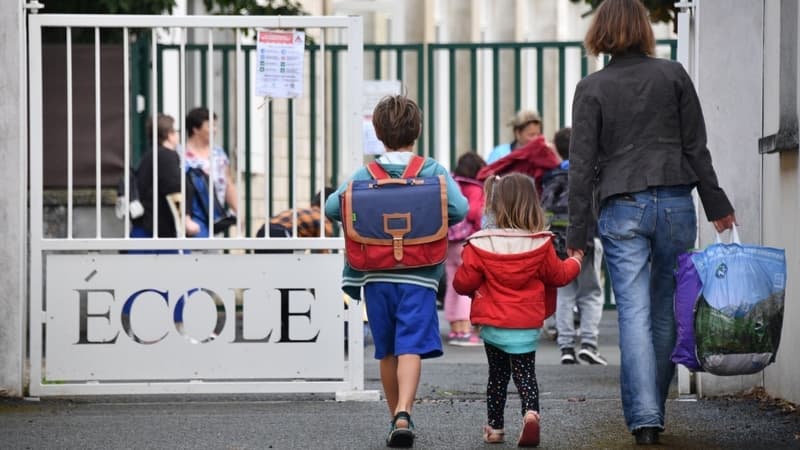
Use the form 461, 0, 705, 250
567, 248, 584, 262
712, 213, 737, 233
185, 217, 201, 236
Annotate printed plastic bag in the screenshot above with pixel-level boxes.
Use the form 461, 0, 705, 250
671, 250, 704, 371
691, 226, 786, 376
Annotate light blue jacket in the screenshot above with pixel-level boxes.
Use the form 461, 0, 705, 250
486, 142, 512, 164
325, 153, 468, 300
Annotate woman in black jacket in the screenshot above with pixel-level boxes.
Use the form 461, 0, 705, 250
132, 114, 200, 243
566, 0, 736, 445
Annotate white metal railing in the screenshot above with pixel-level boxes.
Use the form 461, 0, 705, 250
32, 15, 354, 248
28, 14, 373, 399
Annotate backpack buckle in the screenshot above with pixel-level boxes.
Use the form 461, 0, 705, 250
384, 213, 412, 261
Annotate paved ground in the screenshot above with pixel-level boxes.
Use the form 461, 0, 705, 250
1, 310, 799, 449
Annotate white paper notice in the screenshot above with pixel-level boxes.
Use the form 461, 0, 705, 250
363, 120, 385, 155
255, 30, 305, 98
362, 80, 402, 155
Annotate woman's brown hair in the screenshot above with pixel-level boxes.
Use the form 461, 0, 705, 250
583, 0, 655, 57
372, 95, 422, 150
145, 114, 176, 145
483, 173, 545, 232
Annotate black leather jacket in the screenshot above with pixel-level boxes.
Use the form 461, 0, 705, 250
566, 51, 733, 249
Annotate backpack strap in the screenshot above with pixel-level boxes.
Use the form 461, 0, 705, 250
366, 155, 426, 180
401, 155, 426, 178
366, 161, 390, 179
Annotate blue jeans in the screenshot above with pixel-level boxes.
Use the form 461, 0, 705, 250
128, 225, 180, 255
598, 186, 696, 432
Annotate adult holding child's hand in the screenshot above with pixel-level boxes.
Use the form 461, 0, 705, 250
565, 0, 735, 445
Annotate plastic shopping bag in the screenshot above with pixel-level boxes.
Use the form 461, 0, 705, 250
671, 251, 704, 371
691, 226, 786, 376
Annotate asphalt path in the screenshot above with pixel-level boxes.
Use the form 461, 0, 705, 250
1, 311, 799, 449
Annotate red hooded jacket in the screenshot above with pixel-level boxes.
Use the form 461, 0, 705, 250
453, 229, 581, 329
476, 135, 560, 194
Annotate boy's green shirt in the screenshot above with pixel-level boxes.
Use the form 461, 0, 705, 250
325, 153, 469, 300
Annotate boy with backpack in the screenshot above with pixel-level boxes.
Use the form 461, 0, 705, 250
541, 127, 607, 365
325, 95, 467, 447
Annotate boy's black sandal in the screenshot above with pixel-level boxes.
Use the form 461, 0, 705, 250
386, 411, 415, 448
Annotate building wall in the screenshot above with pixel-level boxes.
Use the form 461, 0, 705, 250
760, 0, 800, 404
693, 0, 764, 397
0, 0, 25, 396
694, 0, 799, 403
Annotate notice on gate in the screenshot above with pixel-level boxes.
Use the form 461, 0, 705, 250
255, 30, 305, 98
362, 80, 402, 155
44, 254, 344, 381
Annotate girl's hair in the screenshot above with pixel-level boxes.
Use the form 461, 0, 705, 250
583, 0, 655, 57
483, 173, 545, 232
453, 152, 486, 179
372, 95, 422, 150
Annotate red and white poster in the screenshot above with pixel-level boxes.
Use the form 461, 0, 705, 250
255, 30, 305, 98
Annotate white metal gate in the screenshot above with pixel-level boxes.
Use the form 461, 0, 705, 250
675, 2, 697, 398
27, 14, 373, 398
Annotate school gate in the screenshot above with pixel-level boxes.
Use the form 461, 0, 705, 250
27, 14, 376, 398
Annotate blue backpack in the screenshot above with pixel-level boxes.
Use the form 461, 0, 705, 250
186, 167, 236, 237
540, 167, 569, 258
339, 155, 449, 271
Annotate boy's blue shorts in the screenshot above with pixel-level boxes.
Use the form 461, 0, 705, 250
363, 282, 443, 360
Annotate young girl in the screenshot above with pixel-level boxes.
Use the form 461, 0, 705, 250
444, 152, 486, 346
453, 173, 583, 447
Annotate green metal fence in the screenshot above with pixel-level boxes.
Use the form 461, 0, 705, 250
425, 40, 677, 168
139, 39, 677, 246
139, 42, 424, 237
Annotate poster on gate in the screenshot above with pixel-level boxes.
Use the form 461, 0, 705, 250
255, 30, 305, 98
362, 80, 402, 155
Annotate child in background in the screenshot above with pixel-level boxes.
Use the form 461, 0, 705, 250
445, 152, 486, 346
453, 173, 582, 447
544, 128, 607, 366
325, 95, 468, 448
253, 187, 335, 254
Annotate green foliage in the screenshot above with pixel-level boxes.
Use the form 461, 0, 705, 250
570, 0, 678, 30
43, 0, 176, 15
42, 0, 176, 43
202, 0, 308, 16
201, 0, 312, 43
40, 0, 310, 43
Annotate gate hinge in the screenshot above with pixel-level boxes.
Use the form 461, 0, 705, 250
24, 1, 44, 13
